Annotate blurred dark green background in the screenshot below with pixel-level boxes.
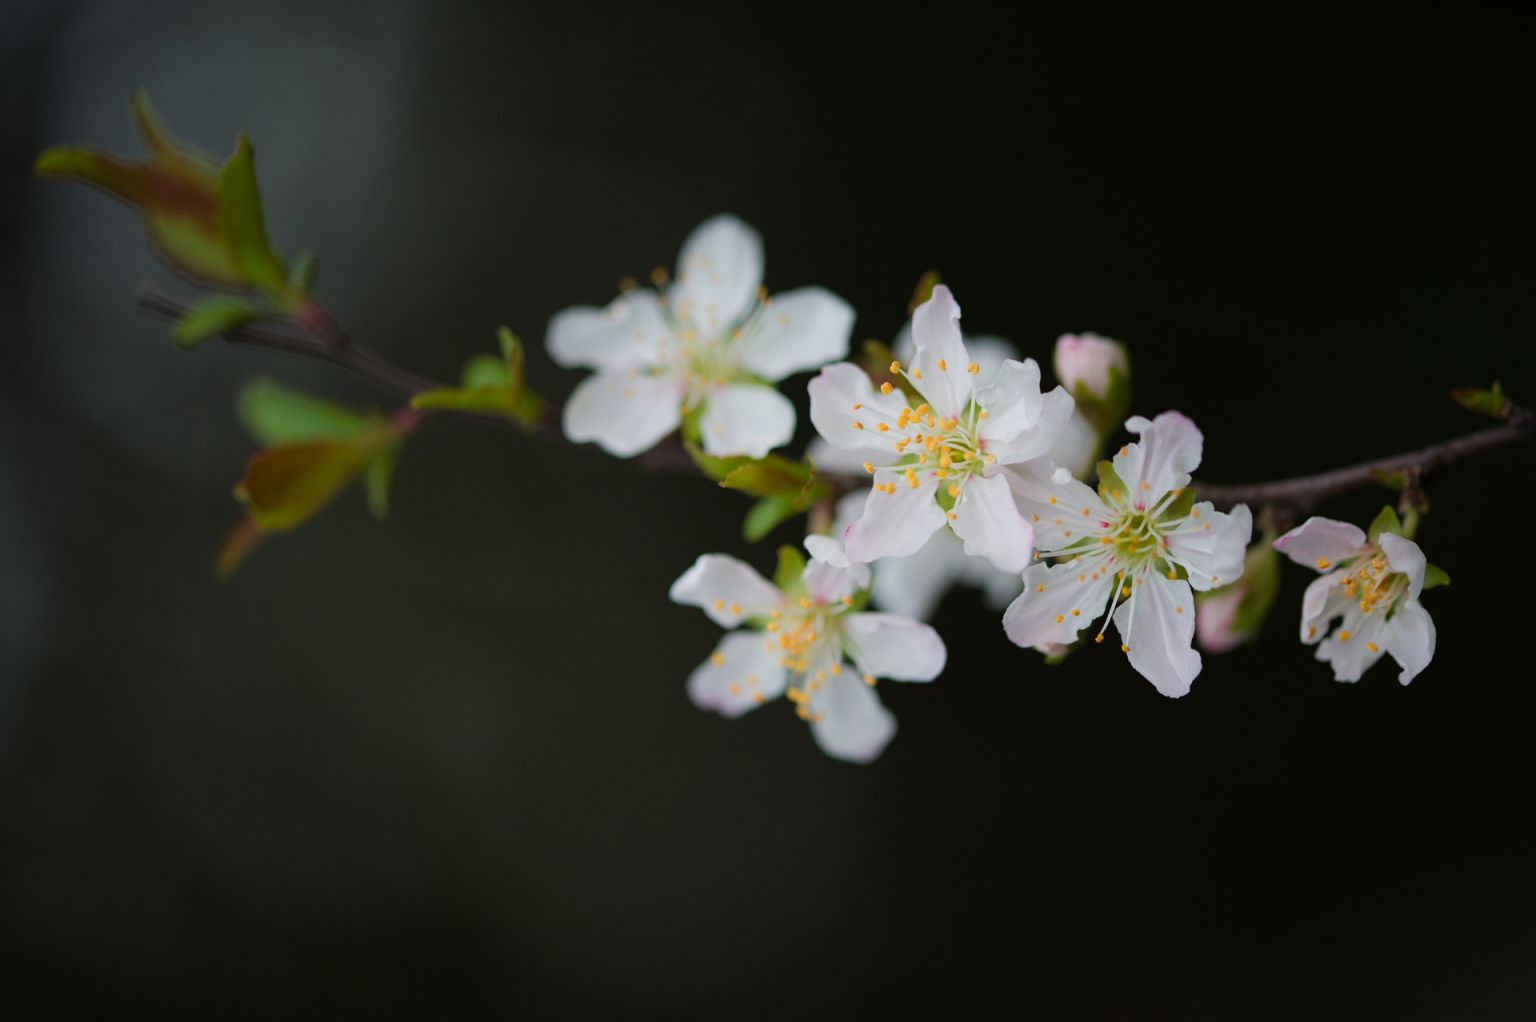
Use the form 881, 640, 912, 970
3, 3, 1534, 1018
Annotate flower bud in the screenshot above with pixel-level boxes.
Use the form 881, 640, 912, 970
1053, 333, 1129, 438
1195, 540, 1280, 653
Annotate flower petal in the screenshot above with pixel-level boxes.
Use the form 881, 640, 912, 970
1044, 410, 1099, 479
669, 553, 783, 627
1165, 503, 1253, 591
546, 289, 671, 371
950, 472, 1035, 573
909, 285, 972, 419
1004, 558, 1114, 649
1113, 411, 1203, 503
734, 287, 855, 381
1194, 584, 1247, 653
1002, 458, 1112, 552
842, 612, 947, 681
1314, 607, 1387, 683
808, 362, 910, 452
807, 673, 897, 763
1300, 571, 1353, 643
844, 470, 946, 563
982, 386, 1075, 466
670, 214, 763, 332
973, 358, 1043, 443
1114, 573, 1201, 698
1379, 532, 1427, 598
687, 631, 788, 718
867, 527, 968, 621
802, 536, 870, 603
1385, 598, 1435, 685
562, 370, 681, 457
1273, 517, 1369, 571
698, 383, 795, 458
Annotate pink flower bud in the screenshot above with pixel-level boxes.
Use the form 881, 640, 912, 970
1053, 333, 1128, 399
1195, 582, 1249, 653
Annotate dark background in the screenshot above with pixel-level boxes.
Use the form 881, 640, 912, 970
2, 3, 1534, 1017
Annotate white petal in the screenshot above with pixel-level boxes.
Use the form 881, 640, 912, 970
1385, 599, 1435, 685
1113, 411, 1203, 503
1045, 410, 1099, 479
804, 534, 849, 567
962, 336, 1021, 385
670, 214, 763, 332
808, 437, 895, 475
1300, 571, 1354, 643
844, 470, 946, 563
841, 612, 947, 681
1315, 607, 1388, 683
1166, 503, 1253, 591
803, 560, 868, 604
983, 388, 1076, 466
1114, 573, 1201, 698
699, 384, 795, 458
734, 287, 855, 381
562, 370, 681, 457
868, 528, 968, 621
950, 472, 1035, 574
1002, 458, 1112, 552
1273, 517, 1369, 571
669, 554, 783, 627
546, 289, 671, 371
909, 285, 972, 419
808, 673, 896, 764
972, 358, 1043, 443
807, 362, 909, 453
1379, 532, 1427, 598
686, 631, 788, 718
1003, 559, 1114, 649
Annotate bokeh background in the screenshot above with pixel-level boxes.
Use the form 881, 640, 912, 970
3, 4, 1535, 1017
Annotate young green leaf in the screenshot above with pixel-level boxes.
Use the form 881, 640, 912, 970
743, 494, 802, 542
216, 134, 289, 296
1366, 505, 1403, 542
173, 297, 266, 349
238, 378, 380, 446
1421, 563, 1451, 590
774, 545, 808, 591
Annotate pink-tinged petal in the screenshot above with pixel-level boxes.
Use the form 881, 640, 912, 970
699, 383, 795, 458
1273, 517, 1369, 571
1385, 599, 1435, 685
1378, 532, 1427, 598
949, 472, 1034, 574
842, 612, 947, 681
1053, 333, 1128, 398
807, 673, 897, 764
734, 287, 854, 381
1113, 411, 1203, 502
669, 554, 783, 626
1195, 584, 1247, 653
844, 470, 946, 563
686, 631, 788, 718
669, 214, 763, 332
1003, 560, 1114, 650
546, 289, 671, 372
1114, 573, 1201, 698
1002, 459, 1111, 552
562, 370, 682, 457
1314, 608, 1387, 683
801, 536, 870, 603
1166, 503, 1252, 591
983, 387, 1075, 466
909, 285, 972, 419
808, 362, 909, 453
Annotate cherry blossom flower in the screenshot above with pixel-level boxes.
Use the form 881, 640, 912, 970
669, 537, 946, 763
1054, 332, 1128, 401
548, 214, 854, 458
808, 285, 1073, 573
1001, 412, 1253, 697
1273, 517, 1437, 684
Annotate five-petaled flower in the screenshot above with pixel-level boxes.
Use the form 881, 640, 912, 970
1273, 517, 1436, 684
1002, 411, 1253, 697
669, 537, 947, 763
548, 214, 855, 458
808, 285, 1074, 574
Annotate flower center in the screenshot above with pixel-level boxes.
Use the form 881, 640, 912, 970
1336, 548, 1407, 616
852, 366, 997, 509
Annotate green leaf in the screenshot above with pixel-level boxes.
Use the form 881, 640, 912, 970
720, 455, 812, 499
287, 252, 319, 298
409, 328, 545, 426
364, 448, 399, 521
1367, 505, 1403, 542
774, 545, 807, 591
1095, 460, 1129, 502
238, 378, 378, 446
1421, 563, 1451, 590
216, 134, 288, 296
743, 494, 801, 542
215, 513, 267, 581
1158, 485, 1197, 523
1230, 543, 1281, 637
172, 297, 265, 349
1450, 381, 1511, 419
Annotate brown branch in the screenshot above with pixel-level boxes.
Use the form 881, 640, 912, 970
1196, 407, 1532, 514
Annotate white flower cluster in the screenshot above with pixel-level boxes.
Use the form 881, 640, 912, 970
547, 215, 1441, 762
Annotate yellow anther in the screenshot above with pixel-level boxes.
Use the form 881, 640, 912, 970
1048, 496, 1057, 505
937, 358, 948, 371
1036, 583, 1046, 593
770, 609, 782, 618
1316, 556, 1331, 570
936, 468, 949, 479
905, 468, 919, 489
880, 381, 893, 395
1094, 634, 1105, 644
948, 485, 960, 498
853, 421, 865, 430
830, 663, 842, 675
618, 275, 638, 292
841, 595, 854, 606
913, 403, 930, 417
1338, 630, 1352, 642
710, 651, 726, 666
967, 362, 980, 374
752, 692, 766, 704
1167, 569, 1177, 580
1072, 609, 1081, 617
863, 673, 877, 687
1121, 644, 1131, 653
747, 675, 759, 687
1055, 614, 1065, 623
1118, 446, 1128, 457
1121, 586, 1131, 597
1140, 481, 1151, 491
1078, 574, 1086, 582
799, 596, 812, 608
730, 602, 742, 615
889, 360, 902, 373
1082, 508, 1091, 517
1191, 509, 1201, 519
946, 510, 957, 521
1308, 625, 1317, 639
729, 683, 742, 696
913, 369, 923, 380
650, 266, 670, 286
1032, 514, 1040, 522
1174, 606, 1184, 614
786, 687, 807, 704
713, 599, 725, 610
1100, 537, 1114, 545
1367, 642, 1379, 653
864, 461, 875, 474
